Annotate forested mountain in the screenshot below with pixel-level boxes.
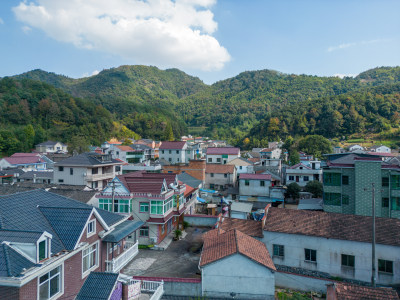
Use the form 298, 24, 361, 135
6, 65, 400, 150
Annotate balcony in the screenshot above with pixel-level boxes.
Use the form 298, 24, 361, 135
129, 279, 164, 300
85, 172, 114, 181
106, 240, 139, 273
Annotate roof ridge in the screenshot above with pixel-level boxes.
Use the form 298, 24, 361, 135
0, 229, 44, 234
38, 206, 92, 210
2, 244, 12, 277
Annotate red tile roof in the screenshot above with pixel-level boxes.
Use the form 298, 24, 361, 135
331, 282, 399, 300
239, 173, 271, 180
219, 217, 263, 238
159, 141, 186, 150
264, 207, 400, 247
206, 147, 240, 155
117, 172, 179, 194
200, 229, 275, 270
287, 163, 311, 170
116, 145, 134, 151
205, 164, 235, 174
3, 156, 45, 165
248, 158, 261, 163
10, 153, 41, 157
184, 185, 196, 197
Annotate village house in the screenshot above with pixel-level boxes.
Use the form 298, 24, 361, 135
238, 173, 284, 203
262, 206, 400, 288
205, 164, 236, 191
54, 152, 123, 190
0, 189, 146, 300
0, 153, 47, 171
97, 172, 191, 246
370, 144, 392, 153
18, 170, 54, 184
159, 141, 195, 164
227, 157, 254, 175
326, 282, 399, 299
35, 141, 68, 154
348, 144, 365, 152
162, 159, 206, 183
285, 161, 322, 186
200, 228, 276, 299
206, 147, 240, 164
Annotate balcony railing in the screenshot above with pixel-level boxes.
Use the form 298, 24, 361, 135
105, 240, 139, 273
85, 172, 114, 181
130, 279, 164, 300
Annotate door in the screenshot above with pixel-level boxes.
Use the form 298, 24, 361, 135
296, 176, 299, 182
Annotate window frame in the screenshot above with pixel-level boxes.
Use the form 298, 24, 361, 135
245, 180, 250, 186
37, 264, 63, 300
82, 241, 99, 278
378, 259, 393, 274
87, 219, 96, 237
382, 177, 389, 187
273, 244, 284, 257
140, 227, 149, 237
382, 197, 389, 208
341, 254, 355, 268
140, 202, 150, 213
342, 175, 349, 185
288, 175, 294, 181
304, 248, 317, 262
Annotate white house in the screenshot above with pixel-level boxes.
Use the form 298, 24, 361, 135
205, 164, 236, 191
35, 141, 68, 154
206, 147, 240, 164
0, 153, 47, 171
370, 145, 391, 153
262, 206, 400, 290
200, 228, 276, 299
238, 173, 284, 202
285, 162, 322, 186
227, 157, 254, 175
260, 148, 281, 160
348, 144, 364, 152
159, 141, 194, 164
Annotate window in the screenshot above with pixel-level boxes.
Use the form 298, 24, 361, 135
58, 166, 64, 172
289, 176, 294, 181
382, 197, 389, 208
391, 175, 400, 189
39, 266, 62, 300
169, 150, 172, 154
176, 150, 179, 154
92, 168, 98, 175
342, 175, 349, 185
305, 248, 316, 262
342, 194, 350, 205
378, 259, 393, 274
217, 158, 221, 163
211, 173, 214, 177
99, 199, 112, 211
245, 180, 249, 186
239, 166, 243, 170
303, 176, 309, 182
391, 197, 400, 211
39, 240, 47, 261
114, 199, 130, 213
116, 151, 119, 155
382, 177, 389, 187
58, 179, 64, 183
161, 150, 165, 154
116, 166, 121, 172
87, 220, 96, 236
210, 184, 215, 189
323, 172, 341, 186
82, 243, 98, 275
208, 158, 212, 163
140, 202, 149, 213
273, 244, 284, 257
140, 227, 149, 237
324, 192, 341, 206
224, 174, 228, 178
177, 158, 180, 162
70, 168, 73, 175
260, 181, 265, 186
169, 158, 172, 162
151, 200, 164, 214
161, 224, 165, 235
341, 254, 355, 267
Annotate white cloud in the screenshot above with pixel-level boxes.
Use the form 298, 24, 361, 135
82, 70, 100, 78
12, 0, 230, 71
327, 39, 388, 53
22, 25, 32, 34
0, 18, 4, 24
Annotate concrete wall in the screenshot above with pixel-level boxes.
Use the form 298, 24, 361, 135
202, 254, 275, 299
184, 215, 217, 227
263, 231, 400, 285
207, 154, 239, 164
205, 172, 235, 190
239, 179, 271, 196
275, 271, 333, 293
54, 166, 87, 185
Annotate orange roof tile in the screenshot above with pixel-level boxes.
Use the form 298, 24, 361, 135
332, 282, 399, 300
205, 164, 235, 174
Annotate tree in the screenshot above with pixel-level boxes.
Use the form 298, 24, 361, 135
68, 136, 90, 154
289, 150, 300, 166
23, 124, 35, 151
163, 123, 174, 141
286, 183, 301, 200
297, 135, 332, 159
305, 180, 323, 198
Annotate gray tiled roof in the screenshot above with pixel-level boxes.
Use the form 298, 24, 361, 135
177, 173, 202, 188
55, 152, 122, 166
19, 171, 54, 180
0, 243, 37, 277
0, 230, 43, 244
76, 272, 119, 300
102, 220, 144, 243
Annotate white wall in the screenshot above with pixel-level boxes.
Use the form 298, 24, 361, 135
262, 231, 400, 285
54, 166, 87, 185
239, 179, 271, 196
202, 253, 275, 299
206, 154, 239, 164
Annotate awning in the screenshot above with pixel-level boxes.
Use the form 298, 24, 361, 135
102, 220, 144, 243
197, 197, 206, 203
200, 188, 217, 194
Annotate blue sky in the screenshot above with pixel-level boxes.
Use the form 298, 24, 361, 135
0, 0, 399, 84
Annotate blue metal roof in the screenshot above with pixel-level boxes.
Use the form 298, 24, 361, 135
0, 244, 37, 277
76, 272, 119, 300
102, 220, 144, 243
197, 197, 206, 203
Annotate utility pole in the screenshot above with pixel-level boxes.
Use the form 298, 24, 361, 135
365, 183, 376, 287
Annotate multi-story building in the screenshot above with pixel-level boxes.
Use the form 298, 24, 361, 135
285, 162, 322, 187
97, 172, 190, 246
159, 141, 194, 164
0, 189, 145, 299
54, 152, 123, 190
206, 147, 240, 164
322, 153, 400, 219
0, 153, 47, 171
35, 141, 68, 154
227, 157, 254, 175
162, 159, 206, 183
205, 164, 236, 191
107, 144, 153, 164
238, 174, 284, 203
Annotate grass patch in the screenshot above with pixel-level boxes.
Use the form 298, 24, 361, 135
138, 244, 154, 249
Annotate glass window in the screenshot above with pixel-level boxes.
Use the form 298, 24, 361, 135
99, 199, 112, 212
58, 166, 64, 172
161, 150, 164, 154
305, 248, 316, 262
391, 175, 400, 189
82, 243, 98, 274
260, 181, 265, 186
391, 197, 400, 211
69, 168, 73, 175
169, 150, 172, 154
58, 179, 64, 183
39, 266, 61, 300
176, 150, 179, 154
210, 184, 215, 189
341, 254, 355, 267
208, 158, 212, 162
224, 174, 228, 178
289, 176, 294, 181
140, 227, 149, 237
324, 193, 341, 206
92, 168, 98, 174
140, 203, 149, 213
239, 166, 242, 170
382, 177, 389, 187
303, 176, 309, 182
378, 259, 393, 273
151, 200, 163, 214
342, 175, 349, 185
217, 158, 221, 163
211, 173, 214, 177
87, 220, 95, 235
245, 180, 249, 186
323, 173, 341, 186
382, 198, 389, 208
114, 199, 130, 213
273, 244, 284, 257
39, 240, 47, 261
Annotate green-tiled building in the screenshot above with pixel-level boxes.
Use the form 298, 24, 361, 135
323, 153, 400, 219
